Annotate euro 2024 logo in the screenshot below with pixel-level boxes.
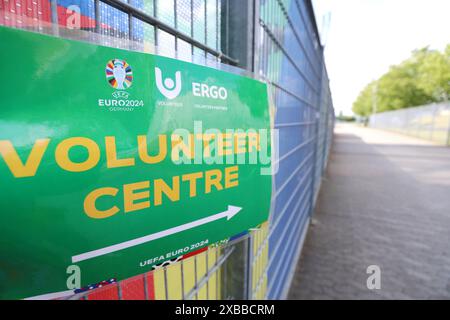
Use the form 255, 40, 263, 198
99, 59, 144, 111
106, 59, 132, 98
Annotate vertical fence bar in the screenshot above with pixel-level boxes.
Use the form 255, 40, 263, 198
216, 0, 219, 53
117, 282, 123, 300
174, 0, 178, 53
143, 273, 149, 300
194, 254, 198, 300
180, 260, 185, 299
216, 247, 220, 299
128, 12, 133, 40
154, 0, 158, 48
94, 0, 100, 34
247, 233, 254, 299
164, 268, 169, 300
446, 104, 450, 146
190, 0, 194, 57
50, 0, 59, 35
204, 0, 207, 59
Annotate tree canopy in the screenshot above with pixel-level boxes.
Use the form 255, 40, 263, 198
352, 45, 450, 116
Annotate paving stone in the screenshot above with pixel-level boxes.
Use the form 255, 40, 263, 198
288, 124, 450, 300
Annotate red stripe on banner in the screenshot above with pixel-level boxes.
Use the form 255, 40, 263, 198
30, 0, 37, 25
36, 0, 42, 23
57, 5, 66, 26
8, 0, 15, 15
42, 0, 51, 23
15, 0, 21, 26
25, 0, 32, 18
146, 272, 155, 300
86, 284, 119, 300
56, 5, 98, 29
4, 0, 14, 27
80, 10, 85, 29
0, 0, 5, 25
8, 0, 14, 27
120, 275, 146, 300
14, 0, 20, 27
0, 0, 55, 28
182, 247, 208, 260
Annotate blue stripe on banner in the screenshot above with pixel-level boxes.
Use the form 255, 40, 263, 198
229, 231, 248, 242
56, 0, 95, 19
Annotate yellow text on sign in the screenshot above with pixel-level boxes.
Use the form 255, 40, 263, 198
83, 166, 239, 219
0, 133, 261, 178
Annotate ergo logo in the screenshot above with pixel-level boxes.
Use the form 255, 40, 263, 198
155, 67, 228, 101
193, 82, 227, 100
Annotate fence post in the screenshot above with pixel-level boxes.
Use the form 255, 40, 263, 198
50, 0, 59, 36
220, 0, 260, 299
447, 104, 450, 146
311, 53, 325, 209
221, 0, 258, 70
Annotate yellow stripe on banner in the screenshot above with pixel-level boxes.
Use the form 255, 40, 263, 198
196, 252, 207, 300
207, 248, 217, 300
153, 268, 166, 300
251, 222, 269, 299
262, 221, 268, 231
216, 248, 222, 299
263, 241, 269, 269
253, 257, 257, 292
166, 263, 183, 300
183, 257, 196, 299
252, 231, 256, 293
252, 229, 258, 292
262, 223, 269, 299
253, 229, 258, 255
262, 274, 268, 299
253, 228, 262, 293
258, 229, 263, 280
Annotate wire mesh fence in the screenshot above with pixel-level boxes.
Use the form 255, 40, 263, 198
369, 103, 450, 145
65, 245, 229, 300
258, 0, 334, 299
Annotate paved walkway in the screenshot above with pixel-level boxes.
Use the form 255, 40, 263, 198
288, 124, 450, 299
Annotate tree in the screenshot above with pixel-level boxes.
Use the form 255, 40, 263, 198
376, 49, 432, 112
352, 81, 377, 117
352, 45, 450, 116
416, 44, 450, 102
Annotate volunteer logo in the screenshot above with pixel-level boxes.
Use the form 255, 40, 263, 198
106, 59, 133, 90
155, 67, 182, 100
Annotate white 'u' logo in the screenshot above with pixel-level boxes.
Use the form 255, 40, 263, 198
155, 67, 182, 100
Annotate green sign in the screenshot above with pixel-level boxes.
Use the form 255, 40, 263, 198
0, 27, 272, 300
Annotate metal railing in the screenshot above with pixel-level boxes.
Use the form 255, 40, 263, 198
100, 0, 238, 65
65, 246, 232, 300
257, 0, 334, 300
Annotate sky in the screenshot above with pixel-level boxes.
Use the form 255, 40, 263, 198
312, 0, 450, 116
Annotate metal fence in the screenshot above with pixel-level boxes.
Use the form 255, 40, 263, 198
369, 103, 450, 145
258, 0, 334, 299
0, 0, 334, 300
